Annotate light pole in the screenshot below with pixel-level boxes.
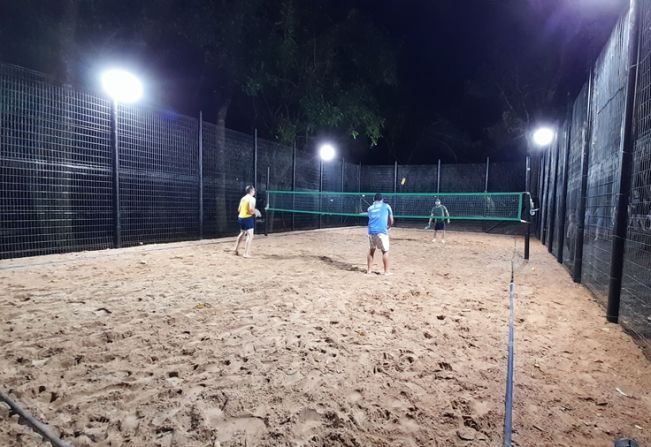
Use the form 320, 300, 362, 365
101, 69, 143, 248
318, 143, 336, 229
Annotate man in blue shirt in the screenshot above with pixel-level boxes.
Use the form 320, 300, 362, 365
367, 193, 394, 275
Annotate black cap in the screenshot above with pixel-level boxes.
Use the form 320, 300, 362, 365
374, 193, 383, 201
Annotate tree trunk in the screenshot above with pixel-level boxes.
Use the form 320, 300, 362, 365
215, 100, 231, 233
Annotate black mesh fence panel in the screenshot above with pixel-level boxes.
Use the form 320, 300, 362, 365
292, 149, 320, 229
201, 121, 219, 238
257, 138, 292, 232
320, 158, 344, 227
361, 165, 395, 192
582, 14, 630, 304
118, 105, 199, 246
222, 128, 254, 235
621, 1, 651, 355
552, 120, 569, 257
440, 163, 485, 192
396, 164, 438, 192
488, 161, 526, 192
202, 125, 254, 237
342, 161, 363, 226
0, 65, 113, 258
563, 83, 589, 273
343, 162, 361, 192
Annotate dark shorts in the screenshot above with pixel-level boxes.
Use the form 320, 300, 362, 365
238, 217, 255, 231
434, 221, 446, 231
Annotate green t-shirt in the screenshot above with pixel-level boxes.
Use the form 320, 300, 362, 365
430, 205, 449, 222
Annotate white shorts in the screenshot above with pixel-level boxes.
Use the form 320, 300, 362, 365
369, 233, 390, 252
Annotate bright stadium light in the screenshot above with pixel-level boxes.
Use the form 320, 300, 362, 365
532, 127, 555, 147
101, 69, 143, 103
319, 143, 336, 162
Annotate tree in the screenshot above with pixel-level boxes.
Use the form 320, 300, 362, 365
244, 0, 397, 147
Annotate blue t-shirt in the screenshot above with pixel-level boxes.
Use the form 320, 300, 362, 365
368, 201, 393, 235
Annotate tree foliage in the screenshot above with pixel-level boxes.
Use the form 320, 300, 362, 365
1, 0, 397, 149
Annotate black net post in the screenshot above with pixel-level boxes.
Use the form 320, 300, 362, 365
574, 72, 594, 283
198, 111, 204, 239
607, 0, 641, 323
111, 99, 122, 248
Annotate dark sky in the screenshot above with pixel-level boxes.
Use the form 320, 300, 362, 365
355, 0, 626, 163
0, 0, 627, 163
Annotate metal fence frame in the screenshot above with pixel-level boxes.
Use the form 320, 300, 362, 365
538, 1, 650, 356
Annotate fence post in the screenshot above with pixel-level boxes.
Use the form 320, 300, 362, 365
111, 99, 122, 248
394, 161, 398, 194
358, 162, 362, 192
607, 0, 641, 323
253, 128, 258, 189
291, 141, 296, 231
540, 149, 548, 244
437, 159, 441, 193
341, 158, 345, 226
198, 111, 204, 239
574, 70, 595, 283
485, 156, 490, 192
543, 143, 553, 246
525, 155, 531, 260
547, 133, 559, 254
536, 151, 544, 239
557, 107, 573, 263
318, 160, 323, 230
266, 165, 271, 235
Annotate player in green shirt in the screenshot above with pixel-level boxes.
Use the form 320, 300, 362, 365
425, 198, 450, 243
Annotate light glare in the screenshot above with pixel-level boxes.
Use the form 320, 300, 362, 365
319, 143, 336, 161
101, 69, 143, 103
532, 127, 555, 147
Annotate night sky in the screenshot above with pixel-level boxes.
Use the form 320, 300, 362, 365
0, 0, 627, 163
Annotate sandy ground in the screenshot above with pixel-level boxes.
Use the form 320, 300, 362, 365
0, 227, 650, 447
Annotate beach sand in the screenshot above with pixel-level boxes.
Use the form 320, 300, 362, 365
1, 227, 649, 446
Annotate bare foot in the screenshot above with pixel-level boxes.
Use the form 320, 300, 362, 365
243, 254, 254, 258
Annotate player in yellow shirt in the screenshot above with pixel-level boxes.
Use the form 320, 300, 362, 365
233, 185, 261, 258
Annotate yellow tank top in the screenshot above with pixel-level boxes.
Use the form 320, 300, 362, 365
238, 196, 254, 218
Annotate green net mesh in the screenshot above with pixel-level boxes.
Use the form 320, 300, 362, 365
267, 191, 524, 222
